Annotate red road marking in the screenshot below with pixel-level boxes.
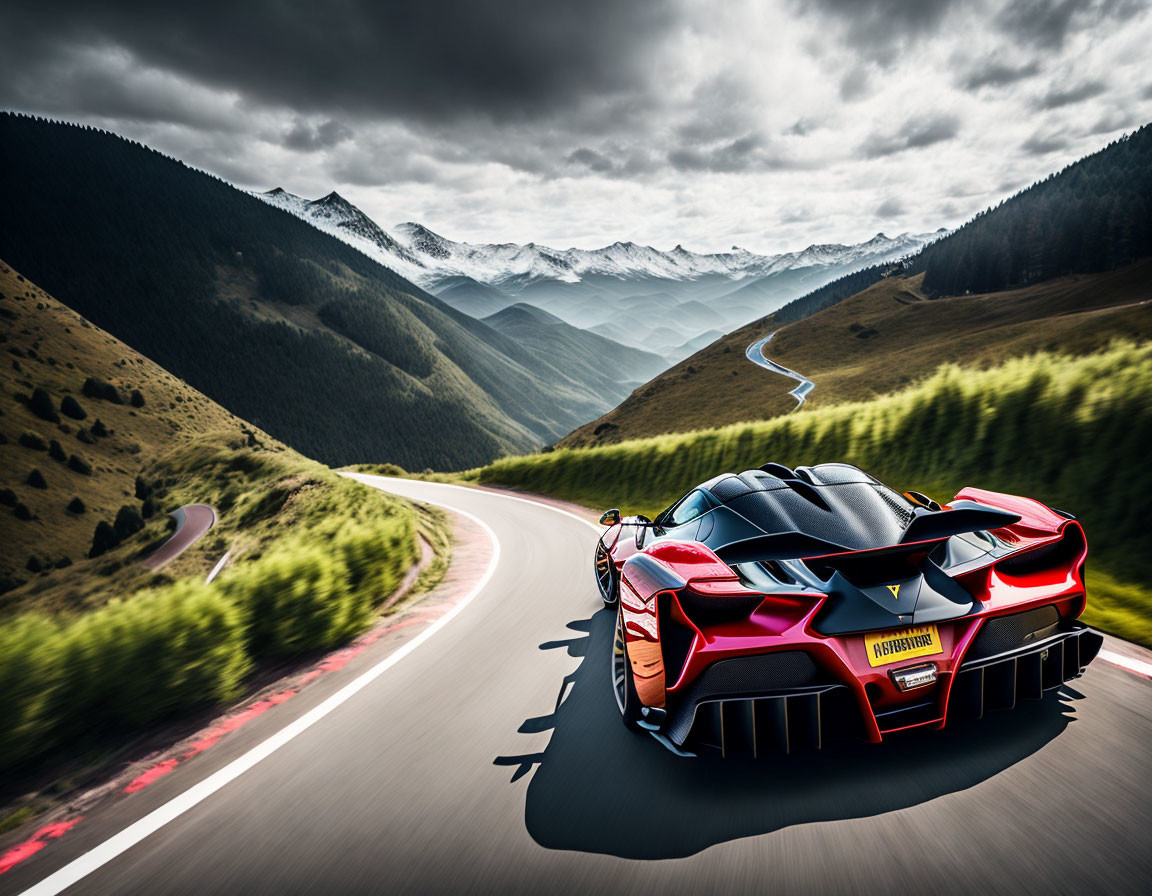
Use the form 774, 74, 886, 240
0, 819, 83, 875
124, 759, 180, 794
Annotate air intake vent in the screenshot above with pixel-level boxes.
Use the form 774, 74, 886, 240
967, 606, 1059, 660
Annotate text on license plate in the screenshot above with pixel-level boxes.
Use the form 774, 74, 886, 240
864, 625, 942, 668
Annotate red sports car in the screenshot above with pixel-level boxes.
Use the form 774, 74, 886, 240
593, 463, 1102, 756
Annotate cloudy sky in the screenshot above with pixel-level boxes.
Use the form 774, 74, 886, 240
2, 0, 1150, 253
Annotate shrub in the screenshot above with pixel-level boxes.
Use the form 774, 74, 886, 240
91, 419, 109, 438
18, 432, 46, 451
113, 505, 145, 540
478, 343, 1152, 643
50, 581, 250, 732
0, 488, 15, 506
222, 548, 356, 657
130, 389, 145, 407
66, 496, 85, 513
89, 521, 119, 558
26, 468, 46, 489
67, 454, 92, 475
60, 395, 86, 420
81, 377, 123, 404
0, 615, 63, 767
48, 439, 66, 462
29, 387, 59, 423
14, 503, 33, 521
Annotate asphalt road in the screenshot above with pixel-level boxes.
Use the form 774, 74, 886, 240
8, 477, 1152, 895
746, 333, 814, 405
140, 504, 216, 572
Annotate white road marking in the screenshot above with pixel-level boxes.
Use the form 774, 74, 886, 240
204, 549, 232, 584
1099, 649, 1152, 679
19, 483, 526, 896
345, 474, 601, 534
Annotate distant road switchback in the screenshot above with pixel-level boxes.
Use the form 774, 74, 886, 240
6, 477, 1152, 895
746, 332, 814, 406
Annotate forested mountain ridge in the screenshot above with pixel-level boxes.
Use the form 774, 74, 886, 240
0, 114, 630, 468
910, 124, 1152, 295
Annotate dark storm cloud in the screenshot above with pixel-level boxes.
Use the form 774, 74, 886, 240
0, 0, 678, 124
994, 0, 1145, 49
667, 133, 803, 174
1021, 132, 1069, 154
797, 0, 959, 51
958, 60, 1042, 91
283, 119, 353, 151
839, 65, 873, 101
860, 114, 961, 157
875, 197, 906, 217
1039, 79, 1108, 109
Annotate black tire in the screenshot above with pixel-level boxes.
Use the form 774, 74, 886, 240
594, 541, 618, 606
612, 604, 644, 731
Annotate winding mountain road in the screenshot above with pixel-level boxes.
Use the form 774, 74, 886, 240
139, 505, 216, 572
6, 477, 1151, 895
746, 333, 814, 406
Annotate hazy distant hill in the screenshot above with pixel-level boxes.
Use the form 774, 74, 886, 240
0, 114, 637, 468
482, 303, 666, 408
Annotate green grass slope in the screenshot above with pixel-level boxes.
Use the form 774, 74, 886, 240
475, 343, 1152, 647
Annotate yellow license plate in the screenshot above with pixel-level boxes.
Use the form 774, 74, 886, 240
864, 625, 942, 668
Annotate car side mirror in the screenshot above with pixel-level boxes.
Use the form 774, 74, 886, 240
599, 508, 622, 526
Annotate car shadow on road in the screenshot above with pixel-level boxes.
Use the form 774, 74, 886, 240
494, 607, 1083, 860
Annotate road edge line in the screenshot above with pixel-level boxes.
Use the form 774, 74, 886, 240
19, 488, 501, 896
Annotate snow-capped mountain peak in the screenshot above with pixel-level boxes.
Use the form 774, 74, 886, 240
255, 187, 942, 295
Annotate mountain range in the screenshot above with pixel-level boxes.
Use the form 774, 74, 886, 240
258, 187, 943, 359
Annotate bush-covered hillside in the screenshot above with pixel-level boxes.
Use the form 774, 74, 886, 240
0, 434, 438, 771
0, 114, 623, 469
476, 343, 1152, 646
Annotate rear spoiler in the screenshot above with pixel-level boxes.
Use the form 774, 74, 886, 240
713, 500, 1021, 565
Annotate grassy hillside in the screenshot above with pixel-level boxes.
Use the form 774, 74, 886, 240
562, 261, 1152, 447
0, 114, 626, 469
474, 343, 1152, 646
483, 303, 667, 404
0, 262, 441, 773
0, 259, 277, 591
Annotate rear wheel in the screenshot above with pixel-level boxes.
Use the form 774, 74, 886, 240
595, 541, 618, 605
612, 604, 644, 731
